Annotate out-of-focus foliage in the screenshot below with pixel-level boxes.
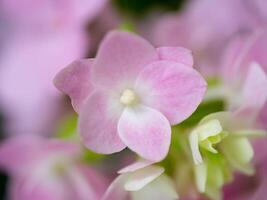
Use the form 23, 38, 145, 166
113, 0, 185, 17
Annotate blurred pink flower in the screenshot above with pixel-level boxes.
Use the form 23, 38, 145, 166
54, 31, 207, 162
222, 29, 267, 200
0, 135, 107, 200
0, 0, 108, 135
221, 29, 267, 127
149, 0, 258, 75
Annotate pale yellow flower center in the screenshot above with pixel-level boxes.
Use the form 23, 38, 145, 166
120, 89, 138, 106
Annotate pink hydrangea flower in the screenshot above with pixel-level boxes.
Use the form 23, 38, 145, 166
102, 160, 178, 200
54, 31, 207, 162
0, 135, 107, 200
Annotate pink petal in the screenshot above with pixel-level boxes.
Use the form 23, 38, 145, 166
221, 30, 267, 84
92, 31, 158, 89
157, 47, 193, 67
118, 105, 171, 162
135, 61, 207, 125
124, 165, 164, 191
54, 59, 94, 113
242, 62, 267, 105
65, 166, 106, 200
75, 165, 108, 199
235, 62, 267, 119
78, 90, 126, 154
118, 160, 154, 174
102, 175, 131, 200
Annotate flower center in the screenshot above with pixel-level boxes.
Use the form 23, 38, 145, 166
120, 89, 138, 106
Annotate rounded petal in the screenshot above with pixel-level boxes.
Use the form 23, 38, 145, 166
156, 47, 193, 67
124, 165, 164, 191
131, 175, 178, 200
135, 61, 207, 125
92, 31, 158, 88
118, 160, 154, 174
78, 90, 126, 154
236, 62, 267, 119
118, 105, 171, 162
54, 59, 94, 113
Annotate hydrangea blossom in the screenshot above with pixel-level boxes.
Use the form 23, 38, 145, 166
54, 31, 207, 161
102, 160, 178, 200
0, 135, 107, 200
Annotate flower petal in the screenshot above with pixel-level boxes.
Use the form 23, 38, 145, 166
194, 163, 207, 193
78, 90, 126, 154
118, 105, 171, 162
195, 119, 223, 142
236, 62, 267, 120
54, 59, 94, 113
124, 166, 164, 191
157, 47, 193, 67
131, 175, 178, 200
221, 137, 254, 175
92, 31, 158, 88
118, 160, 154, 174
189, 132, 203, 165
102, 175, 131, 200
135, 60, 207, 125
